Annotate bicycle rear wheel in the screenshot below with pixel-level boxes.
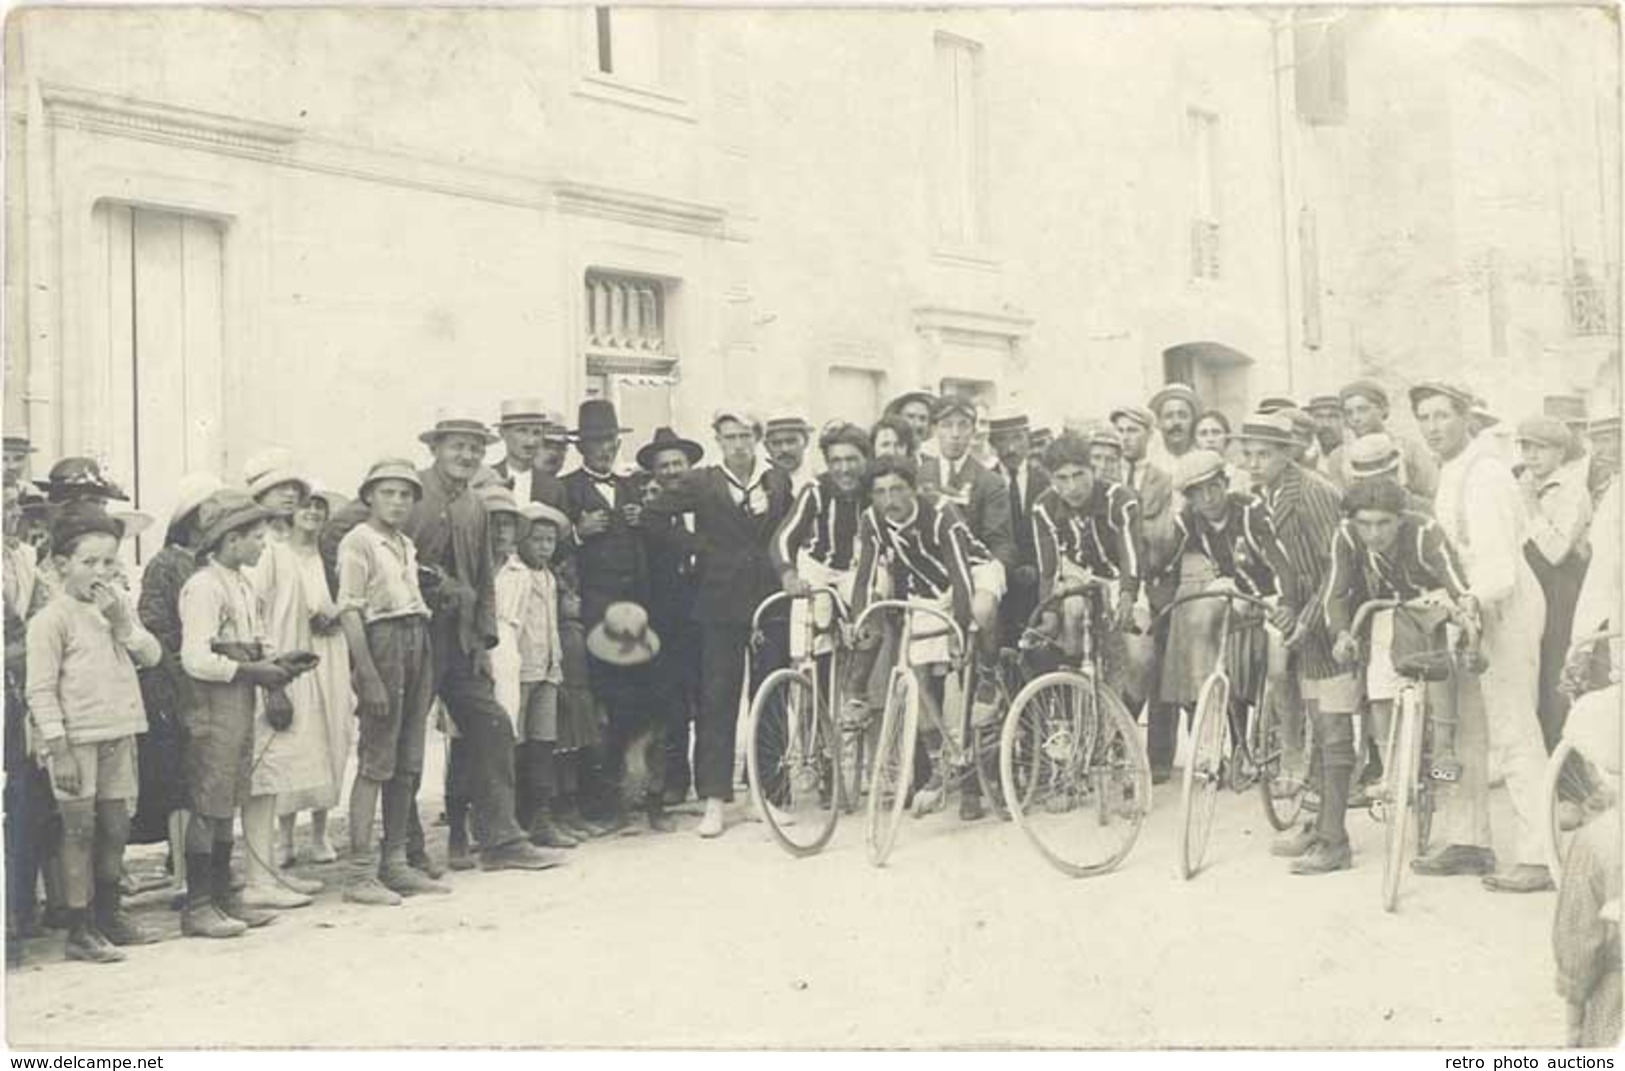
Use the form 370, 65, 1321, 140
1252, 678, 1306, 831
865, 669, 920, 867
747, 668, 840, 857
1002, 672, 1150, 877
1382, 685, 1423, 913
1177, 673, 1228, 880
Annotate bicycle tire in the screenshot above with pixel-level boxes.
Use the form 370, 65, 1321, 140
1178, 673, 1229, 880
865, 669, 920, 867
1002, 672, 1150, 877
1382, 685, 1422, 913
1252, 678, 1306, 832
746, 668, 841, 858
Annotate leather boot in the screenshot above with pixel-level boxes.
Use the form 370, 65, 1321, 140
94, 881, 160, 946
64, 907, 124, 964
530, 812, 581, 849
380, 845, 451, 896
181, 852, 245, 939
212, 847, 274, 929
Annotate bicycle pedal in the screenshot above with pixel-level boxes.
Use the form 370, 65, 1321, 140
1429, 761, 1461, 783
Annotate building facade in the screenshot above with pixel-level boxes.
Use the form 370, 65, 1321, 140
4, 7, 1617, 556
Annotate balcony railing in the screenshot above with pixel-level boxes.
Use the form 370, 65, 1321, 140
586, 273, 666, 353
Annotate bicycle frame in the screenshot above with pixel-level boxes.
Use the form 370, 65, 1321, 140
853, 598, 973, 768
1151, 587, 1278, 776
749, 586, 852, 785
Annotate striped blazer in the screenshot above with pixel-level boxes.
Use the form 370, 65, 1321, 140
1261, 463, 1344, 679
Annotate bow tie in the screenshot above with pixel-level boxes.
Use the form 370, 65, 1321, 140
584, 469, 617, 487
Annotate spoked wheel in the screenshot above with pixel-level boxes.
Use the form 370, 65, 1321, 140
1252, 678, 1307, 832
1001, 672, 1151, 877
1381, 686, 1423, 913
746, 668, 841, 857
1178, 674, 1229, 880
1542, 739, 1608, 884
865, 669, 920, 867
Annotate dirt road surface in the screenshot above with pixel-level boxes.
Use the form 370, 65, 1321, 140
7, 777, 1561, 1050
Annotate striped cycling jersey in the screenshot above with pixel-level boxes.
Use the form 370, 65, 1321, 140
771, 475, 864, 576
1031, 482, 1143, 603
851, 497, 988, 624
1323, 511, 1472, 637
1164, 492, 1288, 600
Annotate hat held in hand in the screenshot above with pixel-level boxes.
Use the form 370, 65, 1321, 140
586, 601, 662, 667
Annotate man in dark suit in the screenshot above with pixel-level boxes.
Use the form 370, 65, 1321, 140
636, 427, 705, 808
644, 409, 794, 839
917, 396, 1014, 673
986, 411, 1049, 648
490, 398, 570, 510
560, 399, 660, 831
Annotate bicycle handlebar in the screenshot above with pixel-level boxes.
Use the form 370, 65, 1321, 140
1348, 596, 1470, 640
749, 586, 852, 634
852, 598, 967, 656
1150, 587, 1276, 627
1025, 577, 1115, 628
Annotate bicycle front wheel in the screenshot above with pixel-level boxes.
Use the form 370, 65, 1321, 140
746, 668, 840, 857
1002, 672, 1151, 877
1252, 678, 1306, 831
1178, 673, 1229, 880
1382, 685, 1422, 913
865, 669, 920, 867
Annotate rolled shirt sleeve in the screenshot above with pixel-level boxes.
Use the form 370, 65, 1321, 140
179, 574, 241, 683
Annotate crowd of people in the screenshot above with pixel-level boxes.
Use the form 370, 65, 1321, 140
1, 378, 1619, 1041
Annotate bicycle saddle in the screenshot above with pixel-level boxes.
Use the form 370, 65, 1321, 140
1395, 650, 1456, 682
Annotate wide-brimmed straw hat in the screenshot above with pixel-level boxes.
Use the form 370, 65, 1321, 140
358, 458, 424, 502
167, 472, 226, 538
586, 601, 662, 667
242, 447, 312, 501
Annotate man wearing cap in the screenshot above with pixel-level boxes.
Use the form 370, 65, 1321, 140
560, 399, 655, 832
1305, 395, 1347, 462
3, 436, 36, 487
644, 409, 794, 838
918, 396, 1015, 671
764, 414, 818, 498
1234, 412, 1356, 872
637, 427, 706, 805
1149, 383, 1202, 465
885, 391, 938, 456
1326, 379, 1438, 499
1086, 428, 1125, 484
987, 412, 1050, 647
491, 399, 571, 510
1516, 416, 1594, 751
1341, 434, 1433, 514
1410, 381, 1550, 891
406, 414, 559, 872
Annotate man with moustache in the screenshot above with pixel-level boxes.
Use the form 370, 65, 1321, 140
491, 399, 571, 510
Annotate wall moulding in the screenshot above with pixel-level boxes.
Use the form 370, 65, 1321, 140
553, 181, 728, 238
39, 83, 300, 161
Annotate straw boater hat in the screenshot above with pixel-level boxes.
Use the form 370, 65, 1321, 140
1171, 450, 1229, 492
1278, 407, 1318, 447
986, 412, 1031, 440
586, 601, 662, 667
36, 457, 130, 503
418, 411, 500, 447
498, 398, 550, 428
636, 426, 704, 470
1306, 394, 1343, 416
573, 399, 631, 440
357, 458, 424, 501
763, 413, 814, 439
1255, 395, 1298, 415
1148, 383, 1201, 416
1343, 433, 1403, 480
3, 435, 35, 455
193, 489, 273, 555
1229, 412, 1299, 449
242, 447, 312, 501
1108, 405, 1155, 431
520, 501, 572, 540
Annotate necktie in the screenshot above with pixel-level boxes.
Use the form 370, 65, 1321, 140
1007, 464, 1023, 536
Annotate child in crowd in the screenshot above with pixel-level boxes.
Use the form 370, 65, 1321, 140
1554, 801, 1622, 1048
337, 460, 447, 905
552, 534, 606, 841
26, 505, 163, 961
516, 502, 576, 848
177, 489, 316, 939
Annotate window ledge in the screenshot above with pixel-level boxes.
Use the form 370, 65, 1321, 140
574, 74, 695, 124
931, 245, 1001, 272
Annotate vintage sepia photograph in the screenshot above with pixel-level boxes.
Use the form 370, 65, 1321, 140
0, 1, 1620, 1053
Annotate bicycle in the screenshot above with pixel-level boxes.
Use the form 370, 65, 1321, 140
1152, 587, 1302, 880
1349, 595, 1478, 913
1540, 629, 1621, 884
999, 576, 1152, 877
855, 599, 1008, 867
744, 586, 854, 857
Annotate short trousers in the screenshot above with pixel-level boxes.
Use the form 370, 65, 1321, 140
48, 735, 138, 803
1366, 608, 1401, 702
183, 680, 256, 820
357, 616, 434, 783
790, 558, 858, 660
518, 680, 560, 743
971, 560, 1007, 601
1301, 671, 1359, 714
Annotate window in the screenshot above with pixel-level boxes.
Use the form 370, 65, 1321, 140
1188, 109, 1220, 281
584, 270, 678, 454
933, 33, 987, 250
1161, 343, 1252, 425
1294, 13, 1349, 125
592, 7, 662, 87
